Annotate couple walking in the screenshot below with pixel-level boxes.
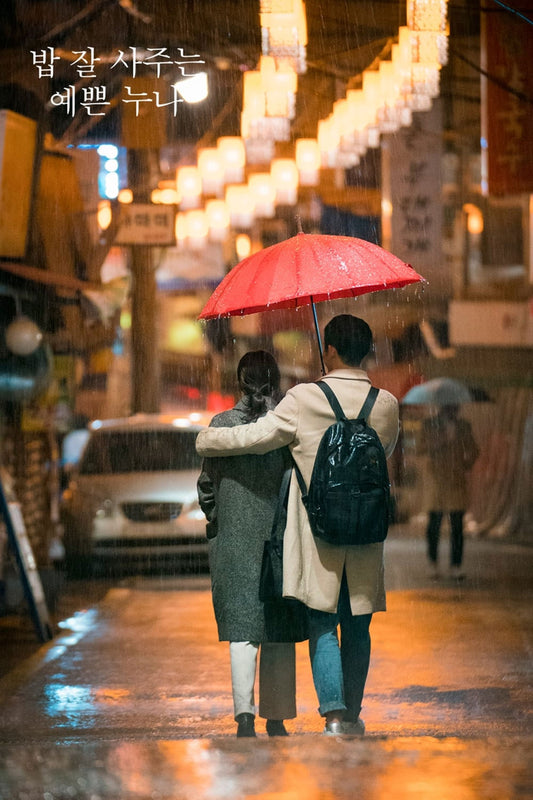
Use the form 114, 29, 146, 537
196, 314, 399, 737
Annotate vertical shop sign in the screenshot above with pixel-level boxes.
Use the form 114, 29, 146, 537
0, 110, 37, 258
384, 102, 445, 293
481, 0, 533, 195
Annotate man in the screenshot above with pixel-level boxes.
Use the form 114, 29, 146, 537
196, 315, 399, 735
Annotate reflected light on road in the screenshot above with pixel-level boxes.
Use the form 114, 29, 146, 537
114, 743, 153, 797
1, 736, 518, 798
95, 740, 489, 799
42, 645, 67, 663
44, 684, 95, 725
247, 794, 307, 799
43, 609, 99, 665
44, 683, 131, 723
57, 608, 99, 633
158, 741, 213, 795
93, 688, 130, 703
245, 759, 336, 800
374, 738, 490, 800
155, 742, 337, 799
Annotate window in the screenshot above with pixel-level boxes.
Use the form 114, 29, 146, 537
80, 430, 202, 474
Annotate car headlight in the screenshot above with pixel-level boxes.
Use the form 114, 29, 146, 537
95, 498, 115, 518
184, 497, 206, 521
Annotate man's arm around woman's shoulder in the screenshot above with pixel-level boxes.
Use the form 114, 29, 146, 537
196, 391, 299, 457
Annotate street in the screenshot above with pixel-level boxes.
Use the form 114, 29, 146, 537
0, 529, 531, 799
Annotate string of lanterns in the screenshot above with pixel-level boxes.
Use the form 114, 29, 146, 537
107, 0, 448, 251
318, 0, 449, 169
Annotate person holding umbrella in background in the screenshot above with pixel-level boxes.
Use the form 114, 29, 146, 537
418, 403, 479, 580
196, 315, 399, 736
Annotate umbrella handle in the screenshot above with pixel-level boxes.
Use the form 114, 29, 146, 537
310, 298, 326, 376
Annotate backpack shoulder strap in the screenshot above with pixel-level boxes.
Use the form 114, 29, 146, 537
315, 381, 347, 421
316, 381, 379, 422
358, 385, 379, 420
292, 457, 308, 498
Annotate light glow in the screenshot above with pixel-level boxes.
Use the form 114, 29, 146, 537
177, 166, 202, 209
174, 72, 208, 103
225, 185, 255, 228
118, 188, 133, 204
236, 233, 252, 259
217, 137, 246, 184
97, 144, 118, 159
185, 209, 208, 249
270, 158, 299, 205
104, 172, 119, 199
205, 199, 230, 241
247, 173, 276, 217
295, 138, 320, 185
197, 148, 225, 195
464, 203, 484, 235
97, 200, 112, 230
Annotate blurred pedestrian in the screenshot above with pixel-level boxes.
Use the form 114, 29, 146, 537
197, 351, 298, 738
196, 315, 399, 736
419, 404, 480, 579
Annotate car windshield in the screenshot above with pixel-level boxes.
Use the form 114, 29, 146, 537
79, 429, 202, 475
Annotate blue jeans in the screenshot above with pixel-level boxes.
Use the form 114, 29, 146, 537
308, 571, 372, 720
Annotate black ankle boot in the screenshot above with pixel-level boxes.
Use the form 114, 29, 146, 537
236, 713, 256, 738
266, 719, 288, 736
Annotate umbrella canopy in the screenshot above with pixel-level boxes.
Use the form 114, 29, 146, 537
199, 232, 424, 318
402, 378, 475, 406
199, 232, 425, 373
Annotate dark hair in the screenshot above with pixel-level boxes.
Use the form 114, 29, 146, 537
323, 314, 373, 366
237, 350, 281, 421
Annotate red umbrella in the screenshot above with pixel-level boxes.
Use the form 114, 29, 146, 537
199, 231, 425, 373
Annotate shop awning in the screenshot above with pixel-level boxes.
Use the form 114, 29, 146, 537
0, 260, 102, 293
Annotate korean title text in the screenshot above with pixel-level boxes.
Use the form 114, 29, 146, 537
30, 47, 205, 118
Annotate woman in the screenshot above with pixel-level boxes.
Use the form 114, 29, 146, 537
197, 351, 297, 738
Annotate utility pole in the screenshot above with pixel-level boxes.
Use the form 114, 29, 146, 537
121, 77, 168, 414
127, 148, 160, 413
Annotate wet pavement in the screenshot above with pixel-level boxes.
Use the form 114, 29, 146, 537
0, 528, 531, 799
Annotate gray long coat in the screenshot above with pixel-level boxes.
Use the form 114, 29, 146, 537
197, 369, 399, 616
197, 398, 286, 642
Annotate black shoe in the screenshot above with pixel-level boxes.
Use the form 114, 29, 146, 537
236, 713, 256, 738
450, 565, 465, 580
266, 719, 288, 736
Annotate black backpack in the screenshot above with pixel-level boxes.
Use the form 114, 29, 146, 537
293, 382, 390, 546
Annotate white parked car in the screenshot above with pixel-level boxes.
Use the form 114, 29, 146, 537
60, 412, 212, 576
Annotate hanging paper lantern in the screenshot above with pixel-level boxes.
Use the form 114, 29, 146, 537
177, 166, 202, 209
5, 316, 43, 356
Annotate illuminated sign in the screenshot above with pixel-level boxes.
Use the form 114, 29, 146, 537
115, 203, 176, 245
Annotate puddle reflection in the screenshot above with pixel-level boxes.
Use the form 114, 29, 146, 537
0, 737, 528, 799
93, 738, 516, 799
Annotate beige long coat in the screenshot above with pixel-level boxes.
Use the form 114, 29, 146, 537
418, 414, 479, 512
196, 369, 399, 615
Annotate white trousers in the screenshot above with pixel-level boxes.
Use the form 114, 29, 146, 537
229, 641, 296, 720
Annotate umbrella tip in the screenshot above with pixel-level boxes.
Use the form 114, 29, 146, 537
295, 214, 304, 234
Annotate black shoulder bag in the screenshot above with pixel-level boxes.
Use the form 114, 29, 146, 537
259, 457, 309, 643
